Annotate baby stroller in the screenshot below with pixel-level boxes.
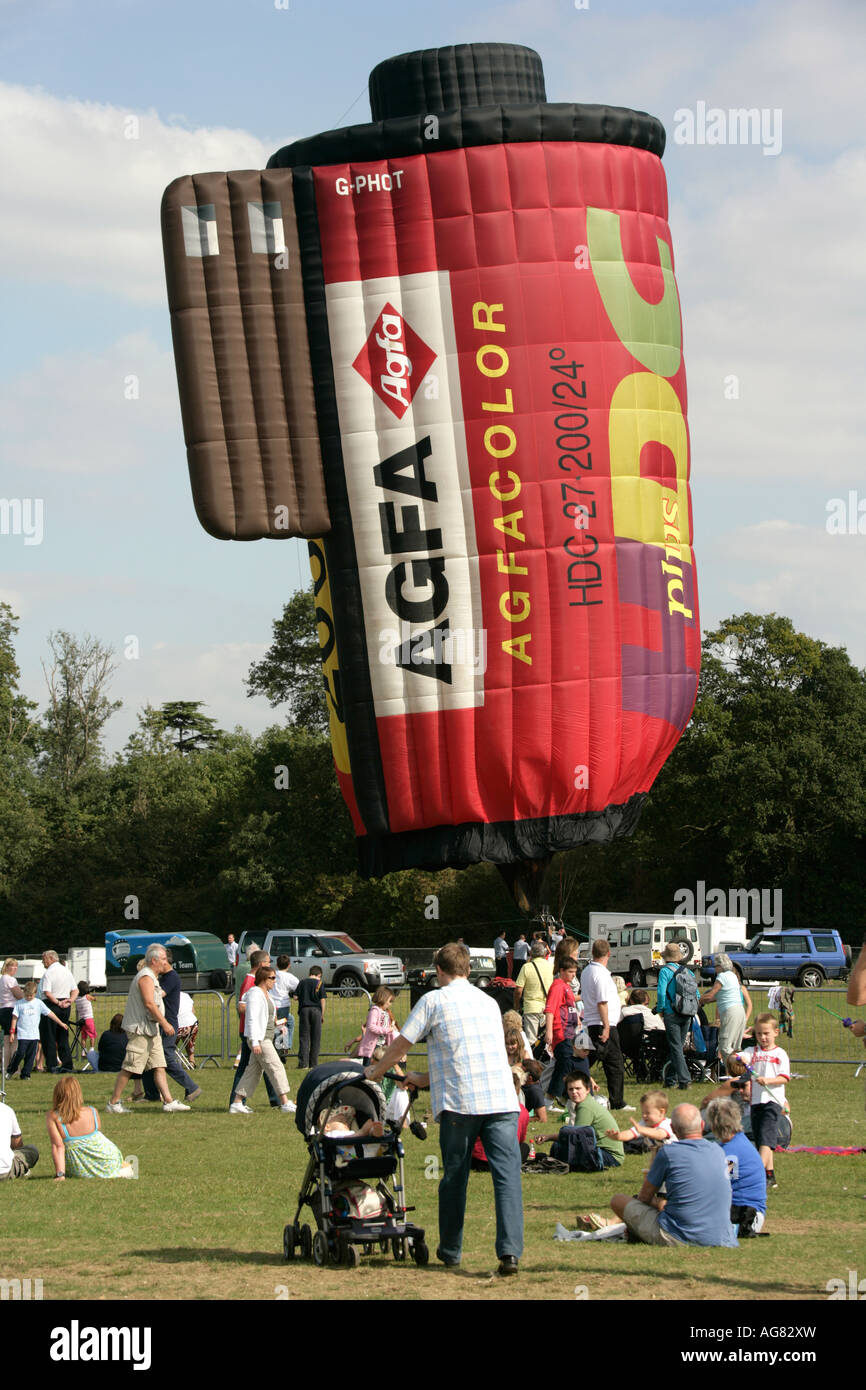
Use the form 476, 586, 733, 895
283, 1061, 428, 1269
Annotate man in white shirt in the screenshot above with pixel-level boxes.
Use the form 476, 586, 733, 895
225, 934, 240, 968
580, 939, 627, 1110
512, 933, 530, 966
38, 950, 78, 1073
270, 955, 299, 1054
0, 1100, 39, 1179
493, 934, 510, 976
366, 942, 523, 1276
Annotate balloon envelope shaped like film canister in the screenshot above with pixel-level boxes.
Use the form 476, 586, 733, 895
163, 42, 699, 883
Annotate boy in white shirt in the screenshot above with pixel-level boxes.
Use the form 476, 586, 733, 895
734, 1013, 790, 1191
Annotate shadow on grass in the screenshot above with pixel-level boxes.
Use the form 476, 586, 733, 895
132, 1247, 504, 1279
131, 1247, 286, 1267
545, 1262, 810, 1297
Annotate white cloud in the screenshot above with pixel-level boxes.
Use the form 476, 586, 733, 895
0, 331, 179, 476
531, 0, 866, 154
109, 638, 277, 751
0, 82, 269, 303
677, 144, 866, 485
701, 519, 866, 666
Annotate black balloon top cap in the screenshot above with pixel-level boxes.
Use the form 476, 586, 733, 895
368, 43, 546, 122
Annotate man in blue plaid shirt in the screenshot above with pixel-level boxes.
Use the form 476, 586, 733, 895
366, 942, 523, 1275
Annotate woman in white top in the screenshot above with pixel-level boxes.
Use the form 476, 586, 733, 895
700, 953, 752, 1057
0, 959, 24, 1069
230, 966, 295, 1114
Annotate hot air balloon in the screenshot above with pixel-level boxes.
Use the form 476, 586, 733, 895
161, 43, 699, 912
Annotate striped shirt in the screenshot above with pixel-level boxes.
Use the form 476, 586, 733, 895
400, 978, 519, 1122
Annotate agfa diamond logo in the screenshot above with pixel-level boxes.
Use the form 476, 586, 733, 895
352, 303, 436, 419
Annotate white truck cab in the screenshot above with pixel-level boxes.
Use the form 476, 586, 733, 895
580, 913, 711, 986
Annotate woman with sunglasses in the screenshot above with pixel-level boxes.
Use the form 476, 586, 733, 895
230, 966, 296, 1114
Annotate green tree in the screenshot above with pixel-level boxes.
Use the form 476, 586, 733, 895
543, 613, 866, 936
246, 588, 328, 734
39, 631, 121, 792
0, 605, 46, 922
0, 602, 38, 751
124, 703, 176, 757
156, 700, 222, 755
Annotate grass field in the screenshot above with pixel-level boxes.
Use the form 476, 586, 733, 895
4, 1059, 865, 1303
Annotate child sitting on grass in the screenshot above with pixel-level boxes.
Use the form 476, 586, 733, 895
606, 1090, 674, 1153
733, 1013, 790, 1191
537, 1072, 624, 1171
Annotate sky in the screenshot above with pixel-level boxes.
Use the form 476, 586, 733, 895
1, 0, 864, 752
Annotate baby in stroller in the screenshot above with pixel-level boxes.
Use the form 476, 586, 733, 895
283, 1061, 428, 1268
322, 1103, 384, 1138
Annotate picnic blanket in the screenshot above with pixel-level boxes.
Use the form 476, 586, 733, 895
782, 1145, 866, 1155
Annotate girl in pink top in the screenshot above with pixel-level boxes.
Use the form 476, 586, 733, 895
358, 987, 398, 1061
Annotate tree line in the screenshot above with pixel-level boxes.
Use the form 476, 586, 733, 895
0, 599, 863, 955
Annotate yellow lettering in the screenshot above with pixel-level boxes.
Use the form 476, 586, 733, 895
477, 344, 509, 378
482, 389, 514, 414
472, 301, 506, 333
489, 471, 521, 502
484, 424, 516, 458
500, 591, 530, 623
496, 549, 528, 576
493, 511, 526, 542
667, 578, 693, 620
503, 634, 533, 665
608, 372, 690, 555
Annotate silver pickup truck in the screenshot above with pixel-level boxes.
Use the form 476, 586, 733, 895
236, 929, 405, 995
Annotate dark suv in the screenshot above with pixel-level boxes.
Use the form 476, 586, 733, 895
702, 929, 850, 988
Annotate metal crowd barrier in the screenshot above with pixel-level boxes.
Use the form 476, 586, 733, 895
645, 985, 862, 1065
67, 983, 431, 1072
74, 990, 228, 1070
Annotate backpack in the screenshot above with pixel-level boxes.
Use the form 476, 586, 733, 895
671, 964, 698, 1017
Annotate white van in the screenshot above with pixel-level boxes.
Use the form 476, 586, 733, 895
580, 913, 706, 986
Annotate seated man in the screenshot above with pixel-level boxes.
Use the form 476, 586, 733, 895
0, 1097, 39, 1180
608, 1103, 737, 1246
538, 1072, 624, 1172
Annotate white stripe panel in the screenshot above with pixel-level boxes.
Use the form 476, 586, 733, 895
325, 271, 484, 717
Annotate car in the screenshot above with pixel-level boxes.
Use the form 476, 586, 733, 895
235, 929, 405, 996
407, 947, 497, 997
701, 929, 851, 988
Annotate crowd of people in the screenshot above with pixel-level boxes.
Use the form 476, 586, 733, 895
3, 933, 865, 1288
